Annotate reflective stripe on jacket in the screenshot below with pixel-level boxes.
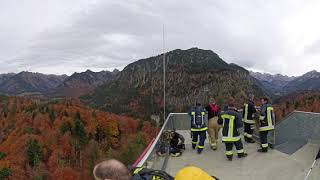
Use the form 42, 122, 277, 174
189, 106, 208, 132
218, 109, 242, 142
242, 100, 256, 124
259, 104, 275, 131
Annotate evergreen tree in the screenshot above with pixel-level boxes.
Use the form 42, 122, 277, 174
72, 111, 87, 167
0, 168, 12, 179
73, 112, 87, 147
26, 139, 42, 167
60, 121, 72, 135
0, 152, 6, 160
49, 109, 56, 122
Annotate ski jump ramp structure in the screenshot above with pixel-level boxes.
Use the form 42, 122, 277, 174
135, 111, 320, 180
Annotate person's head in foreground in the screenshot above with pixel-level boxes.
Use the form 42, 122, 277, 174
175, 166, 217, 180
93, 159, 131, 180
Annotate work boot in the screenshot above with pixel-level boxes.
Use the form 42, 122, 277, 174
157, 151, 165, 157
257, 148, 268, 153
211, 144, 217, 151
192, 145, 196, 150
268, 143, 274, 149
237, 152, 248, 158
197, 149, 203, 154
170, 152, 181, 157
227, 155, 233, 161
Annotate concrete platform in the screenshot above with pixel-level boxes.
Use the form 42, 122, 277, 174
156, 130, 320, 180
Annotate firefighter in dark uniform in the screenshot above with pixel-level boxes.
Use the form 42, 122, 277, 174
242, 94, 257, 143
189, 102, 208, 154
258, 97, 275, 153
218, 100, 247, 161
156, 130, 185, 157
169, 130, 185, 156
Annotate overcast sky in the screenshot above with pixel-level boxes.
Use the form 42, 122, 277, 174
1, 0, 320, 76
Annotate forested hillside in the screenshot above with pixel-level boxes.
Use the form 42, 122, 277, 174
0, 96, 157, 179
274, 91, 320, 120
51, 70, 119, 98
85, 48, 268, 119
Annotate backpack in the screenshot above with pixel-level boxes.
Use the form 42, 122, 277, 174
131, 167, 174, 180
191, 106, 206, 128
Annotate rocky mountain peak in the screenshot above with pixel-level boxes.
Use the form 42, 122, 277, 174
0, 72, 68, 95
87, 48, 267, 119
52, 70, 117, 98
301, 70, 320, 79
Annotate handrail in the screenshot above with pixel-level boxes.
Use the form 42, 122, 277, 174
135, 113, 190, 167
132, 138, 155, 167
292, 110, 320, 115
136, 113, 173, 167
168, 113, 188, 115
277, 110, 320, 126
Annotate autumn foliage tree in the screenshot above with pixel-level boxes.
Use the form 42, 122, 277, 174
0, 96, 158, 180
274, 91, 320, 121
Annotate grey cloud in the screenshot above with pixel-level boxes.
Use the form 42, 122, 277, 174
304, 40, 320, 55
1, 0, 320, 75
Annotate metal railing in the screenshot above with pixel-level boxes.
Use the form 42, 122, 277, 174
136, 113, 193, 169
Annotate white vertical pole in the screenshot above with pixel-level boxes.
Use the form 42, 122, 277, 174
163, 24, 166, 122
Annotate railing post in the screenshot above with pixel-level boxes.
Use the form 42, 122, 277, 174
273, 113, 276, 146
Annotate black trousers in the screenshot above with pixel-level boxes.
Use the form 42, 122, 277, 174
244, 122, 254, 139
170, 146, 180, 154
259, 131, 269, 149
157, 145, 183, 155
192, 130, 206, 152
170, 143, 184, 154
224, 140, 244, 157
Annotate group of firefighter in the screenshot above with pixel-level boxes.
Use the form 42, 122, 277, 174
158, 95, 275, 161
93, 95, 276, 180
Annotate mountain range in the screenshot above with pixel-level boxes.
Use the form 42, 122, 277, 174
0, 70, 119, 98
0, 48, 319, 119
250, 70, 320, 96
250, 71, 296, 95
51, 69, 119, 98
0, 72, 67, 96
283, 70, 320, 93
